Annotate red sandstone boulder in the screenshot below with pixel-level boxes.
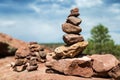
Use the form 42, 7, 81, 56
46, 56, 93, 78
62, 23, 82, 34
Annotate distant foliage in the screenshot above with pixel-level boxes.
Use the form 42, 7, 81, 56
40, 43, 64, 50
84, 24, 120, 58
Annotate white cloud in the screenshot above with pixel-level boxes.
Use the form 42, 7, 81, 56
74, 0, 103, 8
0, 20, 16, 27
28, 1, 70, 16
0, 16, 63, 43
108, 3, 120, 14
29, 4, 41, 13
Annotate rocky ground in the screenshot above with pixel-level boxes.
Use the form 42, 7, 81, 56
0, 57, 111, 80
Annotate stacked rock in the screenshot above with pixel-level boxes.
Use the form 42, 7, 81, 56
11, 42, 52, 72
62, 8, 83, 45
53, 8, 88, 59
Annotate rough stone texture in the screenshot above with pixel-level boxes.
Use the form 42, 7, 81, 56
108, 63, 120, 80
54, 41, 88, 59
63, 34, 84, 45
0, 33, 28, 57
68, 8, 80, 17
46, 52, 56, 62
0, 57, 111, 80
90, 54, 119, 72
15, 46, 30, 58
15, 42, 52, 59
27, 65, 38, 72
67, 16, 82, 26
46, 56, 93, 78
62, 23, 82, 34
12, 42, 52, 72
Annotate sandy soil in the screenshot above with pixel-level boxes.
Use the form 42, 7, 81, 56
0, 57, 111, 80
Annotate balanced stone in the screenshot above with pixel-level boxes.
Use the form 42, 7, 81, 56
54, 41, 88, 59
66, 16, 82, 26
62, 23, 82, 34
63, 34, 84, 45
68, 8, 80, 17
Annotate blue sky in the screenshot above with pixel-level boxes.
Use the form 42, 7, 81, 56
0, 0, 120, 44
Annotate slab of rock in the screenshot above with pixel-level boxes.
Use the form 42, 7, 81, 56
63, 34, 84, 45
46, 56, 93, 78
90, 54, 119, 73
54, 41, 88, 59
67, 16, 82, 26
62, 23, 82, 34
68, 8, 80, 17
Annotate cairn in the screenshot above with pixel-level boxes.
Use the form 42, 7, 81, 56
53, 8, 88, 59
46, 8, 120, 79
45, 8, 93, 77
11, 42, 51, 72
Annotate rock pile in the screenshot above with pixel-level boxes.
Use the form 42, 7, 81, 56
11, 42, 52, 72
45, 8, 120, 79
53, 8, 88, 59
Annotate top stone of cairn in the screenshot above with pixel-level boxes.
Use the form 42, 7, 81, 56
68, 8, 80, 17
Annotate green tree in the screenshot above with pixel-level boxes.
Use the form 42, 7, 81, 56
84, 24, 120, 58
84, 24, 114, 54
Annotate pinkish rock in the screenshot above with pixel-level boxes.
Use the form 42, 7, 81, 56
27, 65, 38, 72
54, 41, 88, 59
62, 23, 82, 34
63, 34, 84, 45
46, 56, 93, 77
108, 63, 120, 80
67, 16, 82, 26
90, 54, 119, 72
15, 45, 30, 58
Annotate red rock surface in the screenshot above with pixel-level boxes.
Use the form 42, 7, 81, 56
108, 63, 120, 80
0, 33, 28, 49
0, 56, 111, 80
0, 33, 28, 57
46, 56, 94, 78
90, 54, 119, 72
